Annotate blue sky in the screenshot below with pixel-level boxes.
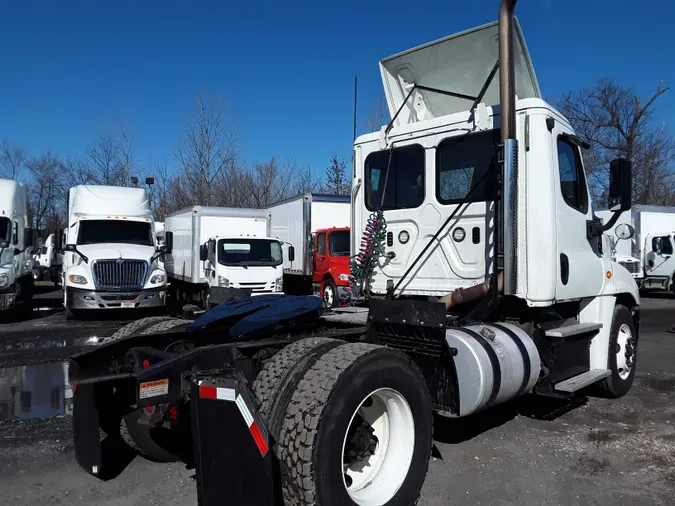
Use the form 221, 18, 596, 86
1, 0, 673, 180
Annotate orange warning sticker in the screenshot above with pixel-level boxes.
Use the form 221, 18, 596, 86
139, 379, 169, 399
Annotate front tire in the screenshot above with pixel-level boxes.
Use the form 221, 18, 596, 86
322, 279, 338, 308
594, 304, 637, 398
277, 343, 433, 506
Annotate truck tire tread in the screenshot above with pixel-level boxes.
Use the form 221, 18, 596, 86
107, 316, 173, 341
277, 342, 433, 506
251, 337, 343, 441
139, 318, 189, 335
120, 412, 179, 462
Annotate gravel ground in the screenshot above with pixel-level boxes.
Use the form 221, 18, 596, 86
1, 285, 674, 505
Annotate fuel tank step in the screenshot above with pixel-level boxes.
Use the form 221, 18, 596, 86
553, 369, 611, 392
544, 322, 602, 338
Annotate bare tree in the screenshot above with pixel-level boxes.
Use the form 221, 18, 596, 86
117, 124, 135, 185
557, 78, 675, 206
360, 94, 389, 135
87, 131, 126, 186
174, 90, 239, 206
25, 153, 64, 231
295, 164, 322, 194
247, 157, 300, 208
145, 158, 178, 221
323, 153, 350, 194
1, 141, 25, 180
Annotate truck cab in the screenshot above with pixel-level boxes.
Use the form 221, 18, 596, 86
0, 179, 35, 312
312, 226, 351, 307
60, 185, 168, 317
201, 235, 285, 296
643, 232, 675, 291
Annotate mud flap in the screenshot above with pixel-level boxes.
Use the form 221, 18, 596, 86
190, 371, 276, 506
72, 383, 104, 477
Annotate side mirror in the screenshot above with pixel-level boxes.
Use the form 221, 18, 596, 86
159, 245, 170, 255
24, 227, 36, 249
288, 245, 295, 262
608, 158, 632, 212
199, 244, 208, 261
65, 244, 76, 252
615, 223, 635, 241
55, 229, 64, 251
165, 231, 174, 251
0, 240, 9, 249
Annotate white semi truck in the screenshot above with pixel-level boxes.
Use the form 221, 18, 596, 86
163, 206, 287, 309
58, 185, 169, 319
598, 205, 675, 293
0, 179, 36, 312
69, 3, 642, 505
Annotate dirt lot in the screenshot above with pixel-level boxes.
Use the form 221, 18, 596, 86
1, 284, 674, 505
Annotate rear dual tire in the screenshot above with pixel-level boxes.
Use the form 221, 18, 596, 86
255, 340, 433, 506
111, 316, 189, 462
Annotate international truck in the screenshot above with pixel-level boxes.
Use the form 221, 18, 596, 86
0, 179, 36, 312
57, 185, 169, 319
68, 3, 641, 505
163, 206, 287, 309
597, 205, 675, 293
267, 193, 351, 307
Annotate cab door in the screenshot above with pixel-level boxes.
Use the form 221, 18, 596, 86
553, 129, 605, 300
313, 232, 327, 282
645, 234, 674, 277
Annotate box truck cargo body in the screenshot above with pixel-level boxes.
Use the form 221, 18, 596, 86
0, 179, 36, 311
164, 206, 285, 308
59, 185, 168, 317
597, 205, 675, 292
266, 193, 350, 304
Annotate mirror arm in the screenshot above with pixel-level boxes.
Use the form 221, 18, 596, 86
600, 211, 622, 233
587, 210, 622, 240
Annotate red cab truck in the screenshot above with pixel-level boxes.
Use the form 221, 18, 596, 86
266, 193, 351, 307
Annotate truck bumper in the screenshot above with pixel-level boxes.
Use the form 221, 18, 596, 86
66, 286, 167, 310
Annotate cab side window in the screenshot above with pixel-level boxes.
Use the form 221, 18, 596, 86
316, 232, 326, 255
652, 236, 673, 255
557, 137, 588, 214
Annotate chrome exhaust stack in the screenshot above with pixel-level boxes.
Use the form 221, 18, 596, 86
499, 0, 518, 296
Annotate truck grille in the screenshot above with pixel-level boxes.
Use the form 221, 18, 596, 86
234, 281, 275, 293
93, 260, 148, 289
619, 261, 640, 274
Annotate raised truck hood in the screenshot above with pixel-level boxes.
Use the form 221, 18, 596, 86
380, 17, 540, 127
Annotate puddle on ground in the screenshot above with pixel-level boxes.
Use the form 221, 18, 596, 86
1, 337, 100, 352
0, 361, 72, 421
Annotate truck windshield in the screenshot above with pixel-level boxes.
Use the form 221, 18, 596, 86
329, 231, 350, 256
0, 218, 10, 244
218, 239, 282, 267
77, 220, 154, 246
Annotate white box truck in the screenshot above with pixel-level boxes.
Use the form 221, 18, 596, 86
0, 178, 36, 312
163, 206, 287, 308
266, 193, 350, 300
598, 205, 675, 292
57, 185, 169, 318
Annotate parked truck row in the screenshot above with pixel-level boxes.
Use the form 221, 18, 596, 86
67, 3, 645, 505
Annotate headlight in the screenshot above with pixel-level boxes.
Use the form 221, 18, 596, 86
69, 274, 87, 285
338, 273, 350, 282
275, 276, 283, 291
0, 274, 8, 287
218, 276, 229, 287
150, 273, 166, 284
